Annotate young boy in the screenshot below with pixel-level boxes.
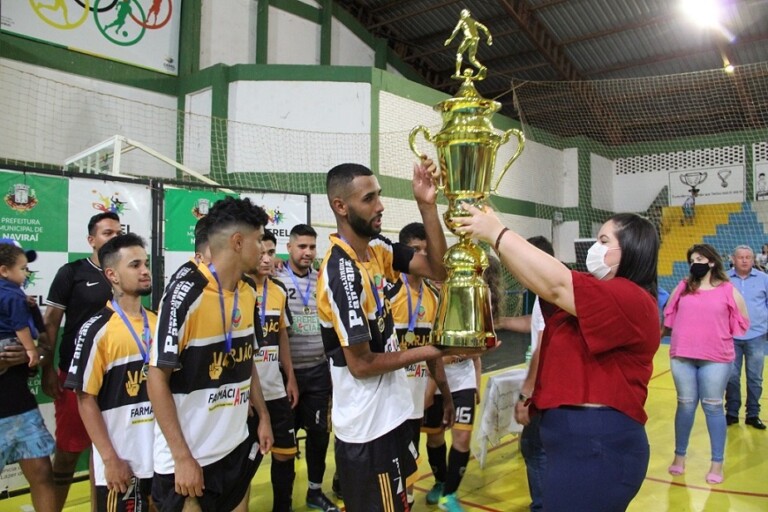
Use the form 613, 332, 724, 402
0, 240, 56, 512
0, 240, 40, 366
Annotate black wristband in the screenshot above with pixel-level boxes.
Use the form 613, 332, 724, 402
494, 227, 510, 252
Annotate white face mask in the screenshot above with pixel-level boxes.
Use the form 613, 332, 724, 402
586, 241, 618, 280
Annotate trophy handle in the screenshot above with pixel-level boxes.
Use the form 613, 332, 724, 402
491, 128, 526, 194
409, 125, 444, 191
409, 125, 433, 159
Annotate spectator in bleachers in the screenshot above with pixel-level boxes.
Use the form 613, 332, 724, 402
726, 245, 768, 430
681, 188, 698, 226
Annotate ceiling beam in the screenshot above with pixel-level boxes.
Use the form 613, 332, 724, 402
527, 0, 570, 11
558, 15, 668, 46
368, 0, 461, 30
497, 0, 582, 80
586, 32, 768, 77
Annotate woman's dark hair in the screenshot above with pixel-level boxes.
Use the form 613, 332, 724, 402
484, 254, 505, 319
684, 243, 728, 294
610, 213, 658, 299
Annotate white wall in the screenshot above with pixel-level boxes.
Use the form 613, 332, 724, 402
496, 139, 570, 207
591, 153, 614, 211
331, 18, 375, 67
199, 0, 257, 69
227, 80, 371, 173
268, 7, 321, 65
183, 89, 213, 174
0, 60, 177, 178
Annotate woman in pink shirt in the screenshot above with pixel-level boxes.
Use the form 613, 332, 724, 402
663, 243, 748, 484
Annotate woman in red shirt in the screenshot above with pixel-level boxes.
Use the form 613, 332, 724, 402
456, 208, 660, 512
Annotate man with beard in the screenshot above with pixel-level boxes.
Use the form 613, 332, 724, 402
65, 233, 157, 511
316, 160, 448, 512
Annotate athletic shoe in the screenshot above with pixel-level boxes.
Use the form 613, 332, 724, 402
306, 491, 340, 512
426, 481, 444, 505
331, 474, 342, 500
438, 493, 465, 512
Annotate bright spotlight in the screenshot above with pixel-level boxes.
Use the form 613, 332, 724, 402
724, 64, 735, 73
680, 0, 720, 28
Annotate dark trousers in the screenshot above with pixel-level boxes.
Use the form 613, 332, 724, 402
539, 407, 649, 512
520, 414, 546, 511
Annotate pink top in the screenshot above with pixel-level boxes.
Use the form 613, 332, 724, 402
664, 280, 748, 363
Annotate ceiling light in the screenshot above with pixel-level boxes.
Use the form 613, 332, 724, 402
680, 0, 720, 28
724, 64, 735, 73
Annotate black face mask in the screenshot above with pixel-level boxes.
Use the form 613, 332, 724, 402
690, 262, 710, 279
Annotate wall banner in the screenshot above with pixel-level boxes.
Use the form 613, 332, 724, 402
0, 170, 153, 496
668, 165, 745, 206
1, 0, 182, 75
163, 189, 310, 284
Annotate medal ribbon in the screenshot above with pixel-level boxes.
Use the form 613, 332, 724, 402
402, 274, 423, 334
259, 279, 268, 327
208, 264, 239, 354
337, 234, 384, 320
111, 299, 151, 365
285, 264, 312, 310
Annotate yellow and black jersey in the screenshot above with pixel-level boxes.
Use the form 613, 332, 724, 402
385, 276, 439, 418
247, 276, 290, 401
150, 261, 258, 473
317, 234, 417, 443
65, 303, 158, 486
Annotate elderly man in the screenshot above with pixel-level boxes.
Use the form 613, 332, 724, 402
726, 245, 768, 430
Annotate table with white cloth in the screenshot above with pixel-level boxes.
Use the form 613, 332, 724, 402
471, 367, 527, 468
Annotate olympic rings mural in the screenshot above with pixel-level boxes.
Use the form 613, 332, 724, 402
29, 0, 173, 45
4, 1, 179, 73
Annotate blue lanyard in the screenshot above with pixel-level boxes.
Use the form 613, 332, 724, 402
259, 279, 268, 327
337, 234, 383, 318
111, 299, 150, 364
285, 264, 311, 309
208, 264, 239, 354
402, 274, 423, 333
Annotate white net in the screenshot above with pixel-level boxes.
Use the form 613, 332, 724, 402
4, 58, 768, 308
512, 61, 768, 295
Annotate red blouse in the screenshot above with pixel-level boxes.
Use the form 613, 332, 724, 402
533, 272, 660, 424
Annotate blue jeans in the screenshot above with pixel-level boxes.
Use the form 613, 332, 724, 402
539, 407, 648, 512
670, 357, 731, 462
725, 334, 765, 418
520, 414, 546, 511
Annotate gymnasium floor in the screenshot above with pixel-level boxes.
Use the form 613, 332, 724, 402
3, 344, 766, 511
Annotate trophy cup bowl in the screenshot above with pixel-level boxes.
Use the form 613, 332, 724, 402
409, 82, 524, 355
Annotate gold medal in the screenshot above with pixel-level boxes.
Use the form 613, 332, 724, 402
377, 316, 385, 333
404, 331, 416, 344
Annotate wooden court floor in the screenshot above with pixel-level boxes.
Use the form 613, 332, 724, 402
4, 345, 767, 511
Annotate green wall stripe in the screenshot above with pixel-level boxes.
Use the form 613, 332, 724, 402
0, 33, 177, 95
271, 0, 321, 24
178, 0, 201, 76
256, 0, 270, 65
330, 3, 376, 48
320, 0, 333, 66
229, 63, 374, 82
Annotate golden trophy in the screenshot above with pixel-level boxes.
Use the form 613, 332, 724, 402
409, 9, 525, 353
